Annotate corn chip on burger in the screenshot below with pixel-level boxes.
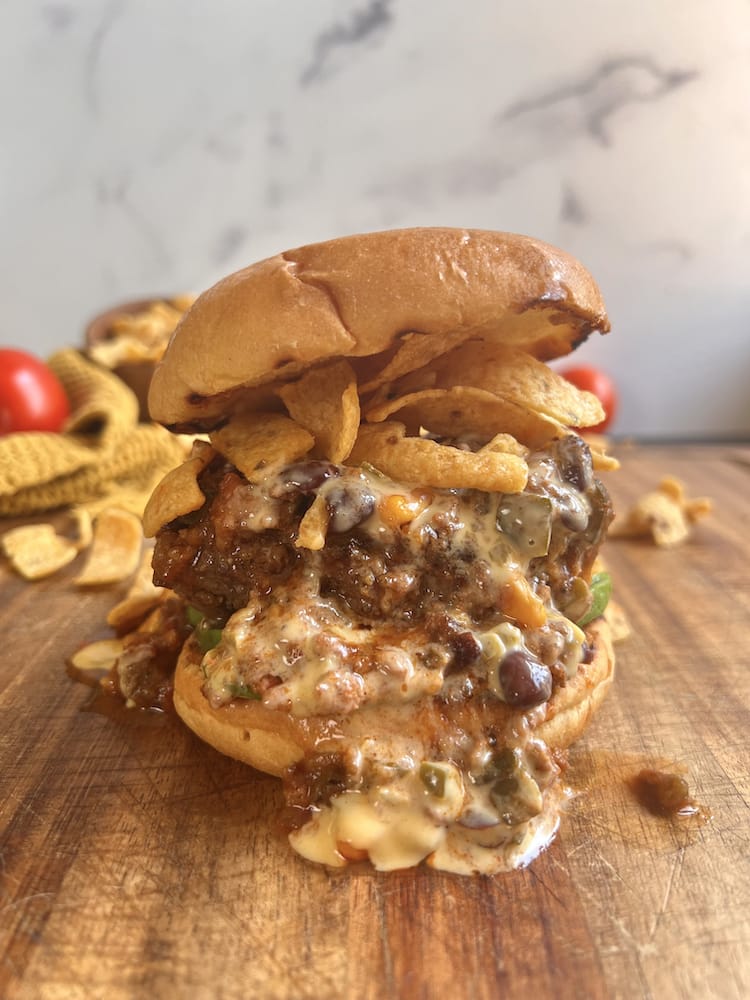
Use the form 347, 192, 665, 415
144, 228, 616, 874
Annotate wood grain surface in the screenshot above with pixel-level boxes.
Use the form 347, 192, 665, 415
1, 443, 749, 1000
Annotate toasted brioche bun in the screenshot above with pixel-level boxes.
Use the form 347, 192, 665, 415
149, 228, 609, 430
173, 617, 614, 778
173, 635, 310, 778
537, 617, 614, 749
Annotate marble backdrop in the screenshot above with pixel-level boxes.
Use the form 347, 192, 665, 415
2, 0, 748, 438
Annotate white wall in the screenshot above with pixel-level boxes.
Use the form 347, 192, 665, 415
2, 0, 748, 439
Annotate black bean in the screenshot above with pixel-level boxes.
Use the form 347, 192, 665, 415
487, 747, 518, 782
447, 631, 482, 673
279, 461, 339, 494
498, 649, 552, 707
557, 434, 594, 493
559, 501, 590, 533
326, 485, 376, 533
491, 776, 519, 797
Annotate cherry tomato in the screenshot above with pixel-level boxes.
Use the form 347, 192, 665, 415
559, 365, 617, 433
0, 349, 70, 435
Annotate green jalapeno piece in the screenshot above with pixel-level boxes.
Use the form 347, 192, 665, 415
577, 571, 612, 627
497, 494, 553, 557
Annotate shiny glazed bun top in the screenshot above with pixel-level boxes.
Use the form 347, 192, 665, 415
148, 228, 609, 430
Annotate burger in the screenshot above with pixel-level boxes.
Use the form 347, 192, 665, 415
142, 228, 616, 874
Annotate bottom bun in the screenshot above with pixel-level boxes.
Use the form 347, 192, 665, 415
538, 616, 614, 749
173, 617, 614, 776
173, 638, 308, 777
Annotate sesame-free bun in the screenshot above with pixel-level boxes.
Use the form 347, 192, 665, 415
173, 618, 614, 779
172, 636, 308, 778
149, 228, 609, 430
537, 616, 614, 749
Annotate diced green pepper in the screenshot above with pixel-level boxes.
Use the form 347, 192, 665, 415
577, 571, 612, 627
227, 681, 260, 701
419, 762, 447, 798
497, 494, 553, 557
187, 606, 223, 652
482, 747, 519, 784
196, 621, 223, 652
186, 605, 203, 627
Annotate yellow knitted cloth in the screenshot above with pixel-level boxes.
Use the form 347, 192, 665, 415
0, 350, 185, 517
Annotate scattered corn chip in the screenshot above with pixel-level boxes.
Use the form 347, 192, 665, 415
70, 507, 94, 550
1, 524, 79, 580
106, 545, 167, 632
612, 477, 712, 547
376, 343, 605, 429
350, 422, 528, 493
142, 440, 215, 537
366, 387, 562, 450
479, 433, 529, 457
295, 494, 329, 550
74, 508, 144, 586
107, 593, 166, 633
360, 329, 473, 394
89, 297, 194, 367
69, 637, 126, 673
210, 411, 314, 483
590, 447, 620, 472
279, 359, 360, 463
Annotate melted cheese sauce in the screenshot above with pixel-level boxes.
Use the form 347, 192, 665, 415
201, 465, 587, 717
289, 736, 564, 875
193, 444, 601, 874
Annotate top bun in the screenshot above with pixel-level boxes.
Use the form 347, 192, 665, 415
148, 228, 609, 430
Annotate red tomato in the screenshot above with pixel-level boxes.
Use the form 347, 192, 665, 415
0, 349, 70, 435
559, 365, 617, 432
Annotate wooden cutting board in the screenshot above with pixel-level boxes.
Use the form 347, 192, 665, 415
1, 443, 749, 1000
